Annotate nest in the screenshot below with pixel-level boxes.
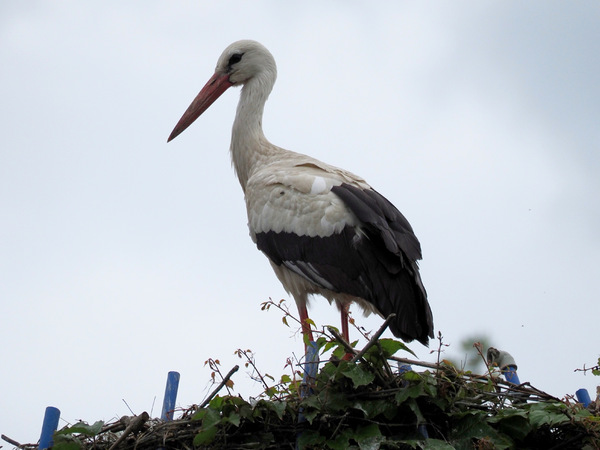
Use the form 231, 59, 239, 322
4, 318, 600, 449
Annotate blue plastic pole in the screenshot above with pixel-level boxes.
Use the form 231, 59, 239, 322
161, 371, 180, 421
38, 406, 60, 450
300, 341, 319, 399
296, 341, 320, 449
398, 364, 428, 439
576, 388, 591, 407
398, 364, 412, 375
502, 365, 520, 384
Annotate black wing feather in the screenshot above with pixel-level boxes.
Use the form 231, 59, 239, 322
255, 183, 434, 345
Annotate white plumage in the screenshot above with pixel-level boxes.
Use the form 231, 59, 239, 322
168, 40, 434, 348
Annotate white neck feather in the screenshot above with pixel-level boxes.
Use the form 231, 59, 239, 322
229, 69, 280, 191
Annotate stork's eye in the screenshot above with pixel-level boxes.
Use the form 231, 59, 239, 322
228, 53, 243, 66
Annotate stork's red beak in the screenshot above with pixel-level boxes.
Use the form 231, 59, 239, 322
167, 72, 233, 142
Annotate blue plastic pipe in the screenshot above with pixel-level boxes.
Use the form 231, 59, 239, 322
38, 406, 60, 450
161, 371, 181, 421
576, 388, 591, 407
398, 364, 412, 375
300, 341, 319, 399
304, 341, 319, 379
502, 365, 520, 385
398, 364, 428, 439
296, 341, 321, 449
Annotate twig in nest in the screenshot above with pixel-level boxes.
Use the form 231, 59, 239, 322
2, 434, 22, 448
327, 327, 358, 357
389, 355, 439, 371
328, 319, 395, 388
376, 342, 395, 379
351, 314, 395, 363
100, 417, 128, 434
107, 411, 149, 450
198, 365, 240, 410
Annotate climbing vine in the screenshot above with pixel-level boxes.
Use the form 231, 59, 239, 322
7, 299, 600, 449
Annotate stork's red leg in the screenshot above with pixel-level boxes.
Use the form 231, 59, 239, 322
297, 302, 314, 351
340, 303, 355, 360
340, 303, 350, 343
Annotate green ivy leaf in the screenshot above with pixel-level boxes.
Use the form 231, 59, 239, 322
315, 336, 328, 349
301, 394, 321, 410
322, 340, 338, 354
223, 411, 241, 427
495, 414, 531, 441
201, 407, 222, 429
297, 429, 325, 448
193, 407, 222, 446
265, 386, 277, 398
55, 421, 104, 437
268, 399, 287, 420
402, 370, 423, 382
300, 407, 319, 424
298, 395, 321, 425
280, 374, 292, 384
52, 441, 82, 450
378, 338, 417, 358
353, 399, 394, 419
191, 407, 207, 421
208, 395, 224, 410
395, 383, 425, 404
420, 438, 456, 449
320, 391, 352, 413
354, 423, 383, 449
451, 412, 513, 449
193, 426, 218, 446
331, 343, 347, 360
341, 364, 375, 388
407, 398, 425, 424
455, 411, 490, 433
238, 401, 254, 421
527, 403, 570, 428
325, 429, 352, 450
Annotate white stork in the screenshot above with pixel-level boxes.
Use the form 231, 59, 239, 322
168, 40, 434, 348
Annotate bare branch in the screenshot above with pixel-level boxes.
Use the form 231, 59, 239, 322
198, 365, 239, 410
351, 314, 395, 363
107, 412, 149, 450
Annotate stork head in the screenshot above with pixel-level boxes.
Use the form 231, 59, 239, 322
216, 40, 277, 86
168, 40, 277, 142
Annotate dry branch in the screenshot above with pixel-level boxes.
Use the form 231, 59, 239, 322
198, 364, 239, 410
108, 412, 149, 450
351, 313, 395, 363
1, 434, 22, 448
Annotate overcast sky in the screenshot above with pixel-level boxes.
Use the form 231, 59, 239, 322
2, 1, 599, 443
